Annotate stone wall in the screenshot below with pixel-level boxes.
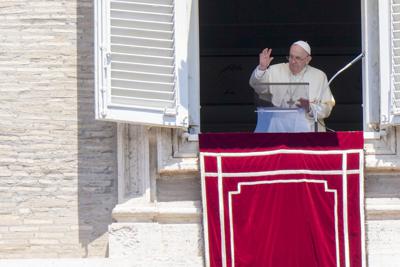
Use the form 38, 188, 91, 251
0, 0, 118, 258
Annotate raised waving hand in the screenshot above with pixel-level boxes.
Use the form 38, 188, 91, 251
258, 48, 274, 71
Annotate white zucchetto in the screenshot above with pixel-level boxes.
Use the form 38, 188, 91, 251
293, 40, 311, 55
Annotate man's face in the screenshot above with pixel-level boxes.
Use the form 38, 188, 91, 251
288, 45, 311, 75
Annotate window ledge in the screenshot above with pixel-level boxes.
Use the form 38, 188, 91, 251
366, 198, 400, 220
365, 154, 400, 171
158, 157, 199, 175
112, 200, 202, 223
364, 130, 387, 140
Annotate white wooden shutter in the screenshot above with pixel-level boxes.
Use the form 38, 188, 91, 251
379, 0, 400, 126
95, 0, 192, 128
392, 1, 400, 114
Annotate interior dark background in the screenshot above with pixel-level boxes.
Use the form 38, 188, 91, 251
199, 0, 362, 132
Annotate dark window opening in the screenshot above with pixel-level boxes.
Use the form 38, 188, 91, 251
199, 0, 362, 132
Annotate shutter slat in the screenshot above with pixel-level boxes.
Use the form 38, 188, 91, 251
112, 62, 173, 75
111, 79, 174, 92
112, 88, 173, 101
394, 47, 400, 56
111, 96, 174, 109
112, 44, 173, 57
394, 31, 400, 39
111, 70, 174, 83
111, 36, 172, 49
111, 10, 172, 23
112, 27, 173, 40
113, 0, 173, 5
112, 53, 173, 66
111, 19, 172, 31
111, 1, 173, 14
392, 1, 400, 114
394, 82, 400, 89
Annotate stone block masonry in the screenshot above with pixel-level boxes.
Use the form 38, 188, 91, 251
0, 0, 118, 258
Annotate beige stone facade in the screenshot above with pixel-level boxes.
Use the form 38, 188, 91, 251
0, 0, 117, 258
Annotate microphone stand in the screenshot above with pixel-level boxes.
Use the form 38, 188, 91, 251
311, 52, 365, 132
328, 52, 364, 85
313, 103, 318, 132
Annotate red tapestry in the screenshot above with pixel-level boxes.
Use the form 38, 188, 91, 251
199, 132, 365, 267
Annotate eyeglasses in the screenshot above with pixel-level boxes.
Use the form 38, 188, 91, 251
286, 55, 309, 62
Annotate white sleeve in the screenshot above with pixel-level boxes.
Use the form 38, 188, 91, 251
249, 66, 270, 95
311, 74, 335, 119
254, 66, 267, 79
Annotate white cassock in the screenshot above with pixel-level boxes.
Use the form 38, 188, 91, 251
249, 63, 335, 132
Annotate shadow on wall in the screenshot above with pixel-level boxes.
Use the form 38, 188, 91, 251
366, 174, 400, 199
77, 1, 118, 257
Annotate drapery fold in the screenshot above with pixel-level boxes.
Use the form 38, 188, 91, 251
200, 132, 365, 267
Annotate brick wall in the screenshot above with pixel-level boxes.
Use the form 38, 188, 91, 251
0, 0, 118, 258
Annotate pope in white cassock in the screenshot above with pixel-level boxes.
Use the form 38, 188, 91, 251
249, 40, 335, 132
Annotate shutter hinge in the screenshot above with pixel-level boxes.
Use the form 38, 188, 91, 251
181, 126, 199, 142
164, 108, 177, 116
363, 129, 387, 140
99, 46, 109, 118
100, 87, 107, 118
105, 52, 111, 65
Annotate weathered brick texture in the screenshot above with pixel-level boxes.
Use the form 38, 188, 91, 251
0, 0, 117, 258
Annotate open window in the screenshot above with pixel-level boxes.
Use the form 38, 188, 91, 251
199, 0, 363, 132
94, 0, 400, 137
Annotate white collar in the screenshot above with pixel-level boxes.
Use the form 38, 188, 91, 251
289, 65, 308, 77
